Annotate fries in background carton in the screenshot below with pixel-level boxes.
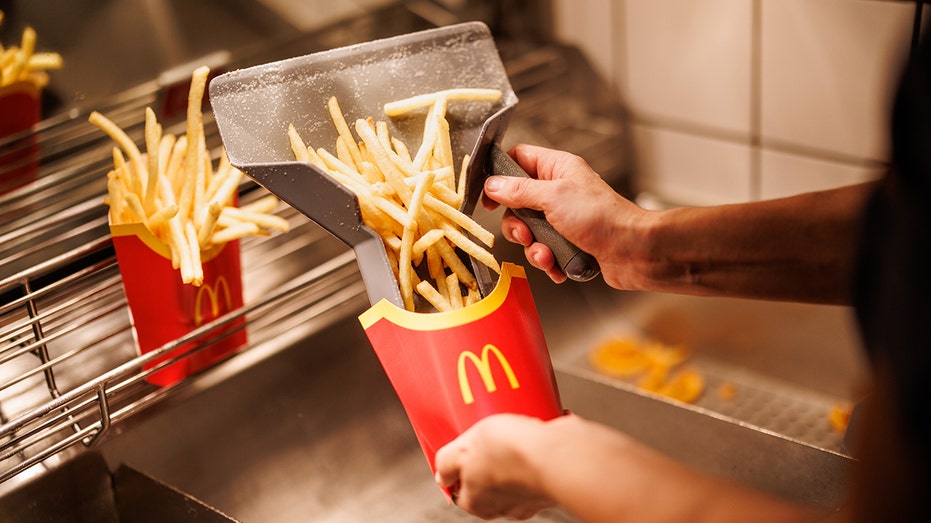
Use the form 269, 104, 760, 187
91, 66, 289, 386
0, 11, 63, 192
0, 11, 63, 90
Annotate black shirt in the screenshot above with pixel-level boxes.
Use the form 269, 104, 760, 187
850, 32, 931, 522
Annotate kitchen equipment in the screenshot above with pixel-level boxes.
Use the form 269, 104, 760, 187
0, 3, 856, 520
208, 21, 600, 307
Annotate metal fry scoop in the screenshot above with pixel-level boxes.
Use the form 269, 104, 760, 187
209, 22, 599, 308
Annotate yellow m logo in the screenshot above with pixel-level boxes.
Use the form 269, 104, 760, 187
194, 276, 232, 327
457, 344, 520, 405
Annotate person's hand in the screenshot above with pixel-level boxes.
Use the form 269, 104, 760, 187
482, 144, 649, 289
434, 413, 555, 520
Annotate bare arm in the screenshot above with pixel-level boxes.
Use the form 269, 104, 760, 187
637, 183, 876, 303
435, 414, 830, 523
483, 144, 876, 304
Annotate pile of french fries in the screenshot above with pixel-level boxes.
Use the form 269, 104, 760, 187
91, 65, 289, 286
288, 88, 503, 312
589, 337, 705, 404
0, 11, 63, 89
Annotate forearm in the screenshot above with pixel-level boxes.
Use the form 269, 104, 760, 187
632, 182, 877, 304
529, 416, 822, 523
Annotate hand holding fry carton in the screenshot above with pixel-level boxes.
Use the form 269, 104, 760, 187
0, 11, 63, 192
289, 90, 563, 494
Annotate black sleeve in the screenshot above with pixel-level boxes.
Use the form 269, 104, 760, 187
849, 29, 931, 523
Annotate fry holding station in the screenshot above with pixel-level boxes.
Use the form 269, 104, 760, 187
0, 2, 862, 521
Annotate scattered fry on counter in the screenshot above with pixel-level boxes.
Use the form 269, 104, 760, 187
288, 89, 503, 312
0, 11, 63, 89
589, 336, 705, 403
717, 382, 738, 401
90, 65, 289, 286
828, 403, 853, 433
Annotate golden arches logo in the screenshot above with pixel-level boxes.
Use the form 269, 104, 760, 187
194, 276, 232, 327
457, 344, 520, 405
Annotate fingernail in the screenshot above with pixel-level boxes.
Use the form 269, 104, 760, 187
485, 176, 504, 193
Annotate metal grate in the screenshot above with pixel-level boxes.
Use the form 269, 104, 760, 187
0, 3, 633, 488
0, 62, 372, 486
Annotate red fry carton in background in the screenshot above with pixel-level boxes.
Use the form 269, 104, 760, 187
111, 222, 247, 386
0, 81, 40, 193
359, 262, 563, 486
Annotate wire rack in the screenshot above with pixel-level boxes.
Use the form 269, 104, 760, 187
0, 64, 375, 486
0, 2, 633, 488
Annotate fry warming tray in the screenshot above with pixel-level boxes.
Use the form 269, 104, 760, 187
0, 48, 368, 489
209, 21, 599, 307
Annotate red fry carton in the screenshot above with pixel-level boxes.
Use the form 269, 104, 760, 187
0, 81, 40, 193
358, 263, 563, 486
111, 222, 247, 386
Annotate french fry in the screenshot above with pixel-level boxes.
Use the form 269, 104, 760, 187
90, 112, 146, 195
27, 52, 62, 71
106, 171, 126, 224
412, 98, 445, 169
144, 107, 161, 214
446, 272, 463, 310
457, 153, 470, 204
148, 203, 179, 232
412, 228, 445, 260
220, 206, 290, 232
438, 222, 500, 274
185, 221, 204, 286
4, 26, 35, 84
416, 280, 451, 312
0, 14, 61, 89
424, 194, 494, 248
288, 124, 310, 163
197, 201, 223, 247
327, 96, 364, 168
239, 194, 280, 214
93, 66, 290, 286
212, 221, 262, 244
178, 66, 209, 223
382, 88, 502, 117
287, 89, 502, 312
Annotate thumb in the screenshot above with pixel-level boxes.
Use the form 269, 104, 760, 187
433, 443, 461, 488
483, 175, 548, 212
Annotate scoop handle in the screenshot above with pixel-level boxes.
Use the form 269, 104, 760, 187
487, 144, 601, 282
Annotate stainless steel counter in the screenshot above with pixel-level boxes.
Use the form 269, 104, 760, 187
97, 314, 580, 522
95, 250, 864, 520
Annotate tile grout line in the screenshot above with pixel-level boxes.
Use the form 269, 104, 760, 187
750, 0, 763, 201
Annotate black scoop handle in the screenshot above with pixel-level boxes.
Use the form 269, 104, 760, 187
487, 144, 601, 282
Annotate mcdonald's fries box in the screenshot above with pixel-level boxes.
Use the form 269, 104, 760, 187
358, 263, 563, 489
110, 222, 247, 387
0, 80, 41, 192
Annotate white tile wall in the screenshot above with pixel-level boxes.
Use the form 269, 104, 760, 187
761, 0, 914, 162
549, 0, 919, 204
760, 149, 886, 200
623, 0, 753, 136
633, 125, 753, 205
552, 0, 617, 85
